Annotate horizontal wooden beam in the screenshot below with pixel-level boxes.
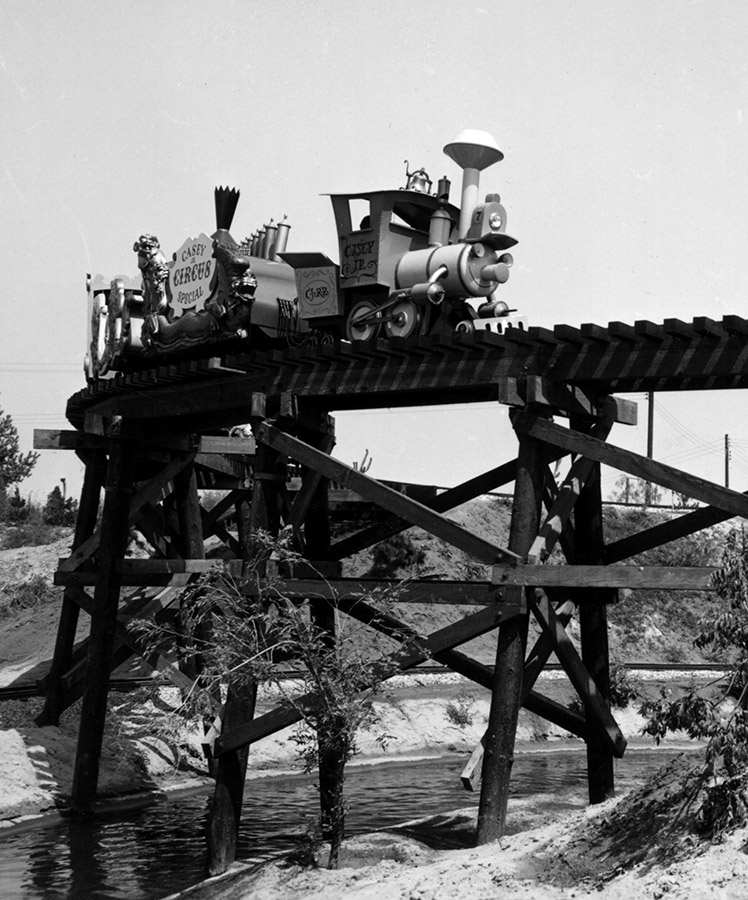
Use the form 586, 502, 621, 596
513, 412, 748, 519
277, 577, 504, 606
492, 564, 717, 590
258, 422, 520, 565
34, 429, 107, 451
34, 428, 256, 457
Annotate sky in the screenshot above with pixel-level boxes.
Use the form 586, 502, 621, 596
3, 0, 748, 505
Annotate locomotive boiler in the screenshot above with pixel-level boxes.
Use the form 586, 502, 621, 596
85, 129, 525, 381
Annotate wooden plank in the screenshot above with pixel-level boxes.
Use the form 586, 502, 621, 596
278, 577, 502, 606
212, 602, 521, 757
198, 435, 257, 455
33, 429, 107, 451
492, 564, 717, 589
530, 594, 626, 758
258, 423, 520, 565
513, 412, 748, 519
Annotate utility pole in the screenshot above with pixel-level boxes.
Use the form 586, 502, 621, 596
725, 434, 731, 488
646, 392, 654, 505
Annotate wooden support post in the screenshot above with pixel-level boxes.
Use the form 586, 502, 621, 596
573, 420, 615, 803
38, 449, 107, 726
310, 598, 345, 853
296, 419, 335, 560
207, 680, 257, 876
174, 459, 206, 683
207, 427, 281, 875
477, 416, 545, 844
69, 435, 135, 813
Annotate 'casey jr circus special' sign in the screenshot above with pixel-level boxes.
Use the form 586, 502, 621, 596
168, 233, 215, 315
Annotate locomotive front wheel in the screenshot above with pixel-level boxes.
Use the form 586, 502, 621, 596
384, 298, 421, 339
346, 300, 380, 342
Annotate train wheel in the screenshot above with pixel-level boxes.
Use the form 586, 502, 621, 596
384, 299, 420, 339
455, 319, 475, 334
346, 300, 380, 342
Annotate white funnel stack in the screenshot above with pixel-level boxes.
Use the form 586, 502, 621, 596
443, 129, 504, 239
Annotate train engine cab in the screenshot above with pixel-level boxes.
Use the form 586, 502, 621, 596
288, 128, 523, 343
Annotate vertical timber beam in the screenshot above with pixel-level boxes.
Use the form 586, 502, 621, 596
573, 417, 615, 803
174, 458, 206, 683
477, 413, 546, 844
207, 405, 279, 875
299, 418, 335, 561
38, 449, 108, 726
69, 433, 135, 813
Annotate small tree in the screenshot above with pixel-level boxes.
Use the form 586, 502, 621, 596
130, 535, 408, 868
43, 484, 78, 526
0, 404, 38, 511
641, 527, 748, 839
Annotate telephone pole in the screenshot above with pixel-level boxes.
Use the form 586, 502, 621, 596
725, 434, 731, 488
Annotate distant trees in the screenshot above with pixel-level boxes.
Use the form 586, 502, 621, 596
0, 404, 38, 518
43, 484, 78, 526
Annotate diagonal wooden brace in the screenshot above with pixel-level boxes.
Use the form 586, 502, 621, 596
58, 451, 198, 572
210, 600, 524, 757
257, 422, 520, 565
513, 412, 748, 518
530, 593, 626, 758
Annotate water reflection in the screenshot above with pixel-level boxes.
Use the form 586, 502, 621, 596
0, 747, 698, 900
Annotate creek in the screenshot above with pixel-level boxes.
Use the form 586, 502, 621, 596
0, 746, 698, 900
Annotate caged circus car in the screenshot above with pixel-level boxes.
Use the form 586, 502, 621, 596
85, 129, 526, 381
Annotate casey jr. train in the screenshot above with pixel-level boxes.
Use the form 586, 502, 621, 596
85, 129, 526, 381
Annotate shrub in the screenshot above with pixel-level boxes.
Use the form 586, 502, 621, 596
640, 528, 748, 840
446, 690, 477, 727
129, 533, 411, 870
2, 521, 61, 548
367, 533, 425, 578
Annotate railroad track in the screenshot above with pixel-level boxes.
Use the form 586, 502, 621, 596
0, 662, 727, 702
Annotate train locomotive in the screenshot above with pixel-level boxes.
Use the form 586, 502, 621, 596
85, 129, 525, 381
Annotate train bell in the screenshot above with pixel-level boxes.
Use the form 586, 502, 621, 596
404, 161, 432, 194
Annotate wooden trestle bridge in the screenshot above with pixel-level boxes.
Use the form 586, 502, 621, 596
33, 314, 748, 867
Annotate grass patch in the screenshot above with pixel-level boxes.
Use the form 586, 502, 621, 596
0, 574, 58, 613
1, 522, 63, 549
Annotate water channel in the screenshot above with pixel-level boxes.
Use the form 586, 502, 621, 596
0, 746, 698, 900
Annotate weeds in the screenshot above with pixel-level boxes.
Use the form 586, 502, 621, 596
0, 574, 58, 613
445, 690, 477, 727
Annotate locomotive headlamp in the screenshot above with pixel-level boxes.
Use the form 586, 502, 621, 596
489, 211, 503, 230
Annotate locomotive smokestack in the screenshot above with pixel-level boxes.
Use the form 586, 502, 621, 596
214, 186, 241, 246
443, 130, 503, 239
